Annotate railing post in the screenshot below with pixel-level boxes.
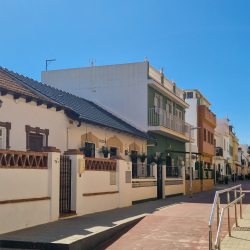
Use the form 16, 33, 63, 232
209, 229, 212, 250
240, 186, 243, 219
217, 196, 220, 248
234, 189, 238, 227
227, 192, 231, 237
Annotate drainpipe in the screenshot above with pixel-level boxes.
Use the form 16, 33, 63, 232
67, 120, 82, 150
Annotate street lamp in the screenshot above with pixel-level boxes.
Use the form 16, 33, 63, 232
189, 126, 201, 198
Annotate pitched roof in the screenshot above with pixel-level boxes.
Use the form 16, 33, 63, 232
0, 66, 156, 142
0, 68, 69, 110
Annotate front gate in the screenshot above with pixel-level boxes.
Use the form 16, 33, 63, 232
59, 155, 71, 214
157, 165, 162, 199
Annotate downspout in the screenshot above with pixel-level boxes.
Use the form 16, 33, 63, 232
67, 120, 82, 150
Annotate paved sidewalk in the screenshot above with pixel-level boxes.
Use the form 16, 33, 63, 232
95, 181, 250, 250
0, 181, 249, 250
221, 201, 250, 250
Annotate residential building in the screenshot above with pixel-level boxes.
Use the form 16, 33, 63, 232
0, 66, 155, 158
229, 125, 241, 179
184, 89, 216, 172
213, 118, 230, 180
0, 66, 190, 234
239, 143, 250, 176
41, 60, 194, 169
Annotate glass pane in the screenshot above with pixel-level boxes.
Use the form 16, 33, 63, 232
0, 129, 2, 136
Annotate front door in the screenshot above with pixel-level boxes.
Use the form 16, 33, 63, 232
59, 155, 72, 214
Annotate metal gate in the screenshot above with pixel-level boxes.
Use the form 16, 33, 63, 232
157, 165, 162, 199
59, 155, 71, 214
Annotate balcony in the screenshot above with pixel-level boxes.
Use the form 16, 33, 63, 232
198, 105, 216, 127
216, 147, 223, 157
148, 108, 194, 143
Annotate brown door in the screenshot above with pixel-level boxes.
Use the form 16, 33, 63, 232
29, 133, 43, 151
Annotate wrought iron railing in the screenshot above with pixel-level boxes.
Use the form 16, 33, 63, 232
0, 149, 48, 169
148, 108, 194, 139
166, 166, 180, 178
85, 157, 116, 171
132, 163, 155, 178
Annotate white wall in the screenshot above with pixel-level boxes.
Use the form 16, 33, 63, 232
0, 95, 68, 152
0, 151, 60, 234
41, 62, 149, 131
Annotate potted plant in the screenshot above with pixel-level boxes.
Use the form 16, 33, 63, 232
129, 151, 138, 162
79, 143, 93, 157
138, 153, 147, 164
99, 146, 110, 158
147, 152, 164, 165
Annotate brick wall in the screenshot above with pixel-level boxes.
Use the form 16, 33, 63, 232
185, 180, 202, 195
185, 179, 214, 194
203, 179, 214, 191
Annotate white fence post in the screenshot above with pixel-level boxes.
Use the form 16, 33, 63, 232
117, 160, 132, 208
43, 147, 61, 222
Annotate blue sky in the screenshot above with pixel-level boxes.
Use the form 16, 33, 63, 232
1, 0, 250, 143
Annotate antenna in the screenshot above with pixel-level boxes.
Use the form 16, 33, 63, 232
46, 59, 56, 71
89, 59, 96, 67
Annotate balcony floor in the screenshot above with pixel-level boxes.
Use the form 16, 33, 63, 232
148, 125, 195, 143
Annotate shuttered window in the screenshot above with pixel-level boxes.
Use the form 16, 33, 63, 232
29, 133, 43, 152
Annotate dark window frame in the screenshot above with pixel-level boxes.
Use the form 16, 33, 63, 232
25, 125, 49, 151
0, 121, 11, 149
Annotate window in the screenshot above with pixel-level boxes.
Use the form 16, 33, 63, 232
208, 131, 211, 143
29, 133, 43, 152
26, 125, 49, 150
186, 92, 193, 98
176, 109, 182, 119
211, 134, 213, 145
154, 93, 162, 114
0, 128, 3, 149
85, 142, 95, 158
197, 97, 201, 105
204, 129, 206, 141
224, 139, 226, 150
166, 101, 173, 114
110, 147, 118, 156
0, 122, 11, 149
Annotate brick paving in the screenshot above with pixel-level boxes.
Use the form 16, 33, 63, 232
0, 181, 250, 250
220, 194, 250, 250
95, 181, 250, 250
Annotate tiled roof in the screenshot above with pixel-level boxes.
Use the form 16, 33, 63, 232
0, 66, 156, 142
0, 68, 68, 109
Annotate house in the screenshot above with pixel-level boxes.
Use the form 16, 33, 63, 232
41, 59, 194, 171
0, 66, 156, 158
184, 89, 216, 177
0, 66, 163, 234
229, 125, 241, 180
238, 143, 250, 177
213, 118, 230, 181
